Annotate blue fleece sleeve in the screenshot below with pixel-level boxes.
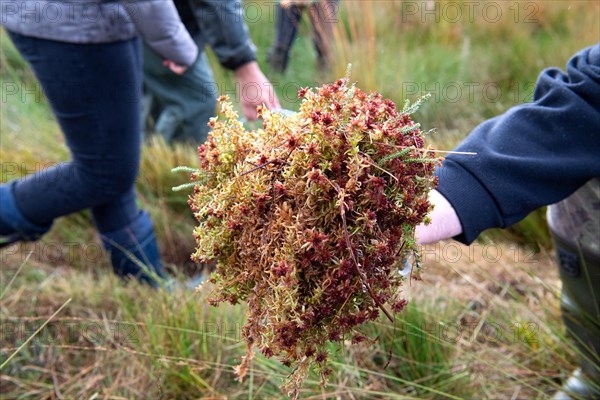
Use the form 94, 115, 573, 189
436, 44, 600, 244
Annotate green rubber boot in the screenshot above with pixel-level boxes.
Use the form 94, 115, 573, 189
549, 180, 600, 399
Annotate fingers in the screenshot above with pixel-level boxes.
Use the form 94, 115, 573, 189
269, 92, 282, 110
260, 84, 281, 110
241, 89, 282, 121
163, 60, 187, 75
242, 103, 259, 121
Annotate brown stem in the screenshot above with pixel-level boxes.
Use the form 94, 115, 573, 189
337, 186, 394, 323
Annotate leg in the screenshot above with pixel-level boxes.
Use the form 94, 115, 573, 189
95, 192, 168, 287
140, 86, 154, 139
549, 185, 600, 398
143, 38, 217, 145
308, 0, 339, 72
172, 51, 217, 144
2, 32, 167, 285
5, 32, 142, 225
553, 233, 600, 399
143, 42, 183, 144
268, 4, 304, 73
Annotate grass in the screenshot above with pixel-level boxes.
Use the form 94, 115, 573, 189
1, 0, 599, 398
0, 241, 573, 398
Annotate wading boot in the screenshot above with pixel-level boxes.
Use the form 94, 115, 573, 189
100, 210, 170, 288
0, 182, 51, 248
549, 179, 600, 399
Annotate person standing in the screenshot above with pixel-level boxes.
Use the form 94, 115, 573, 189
142, 0, 281, 144
267, 0, 340, 74
0, 0, 198, 287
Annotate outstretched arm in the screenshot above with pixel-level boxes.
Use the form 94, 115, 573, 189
423, 45, 600, 245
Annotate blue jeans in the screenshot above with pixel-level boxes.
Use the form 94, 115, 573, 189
5, 31, 142, 235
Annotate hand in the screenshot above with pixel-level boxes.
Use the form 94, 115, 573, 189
235, 61, 281, 121
163, 60, 188, 75
415, 189, 463, 244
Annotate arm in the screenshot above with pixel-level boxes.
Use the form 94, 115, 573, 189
432, 45, 600, 244
415, 190, 462, 244
124, 0, 198, 67
187, 0, 280, 118
234, 61, 281, 120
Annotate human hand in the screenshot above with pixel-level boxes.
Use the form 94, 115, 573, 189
163, 60, 188, 75
235, 61, 281, 121
415, 189, 463, 244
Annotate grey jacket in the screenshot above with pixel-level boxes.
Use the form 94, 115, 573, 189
0, 0, 198, 66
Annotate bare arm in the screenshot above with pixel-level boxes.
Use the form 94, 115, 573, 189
235, 61, 281, 121
415, 189, 462, 244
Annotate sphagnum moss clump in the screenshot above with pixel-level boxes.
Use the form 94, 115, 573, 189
186, 76, 439, 397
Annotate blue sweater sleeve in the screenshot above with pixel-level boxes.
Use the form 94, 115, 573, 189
436, 44, 600, 244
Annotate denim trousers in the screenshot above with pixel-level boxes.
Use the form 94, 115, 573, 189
5, 31, 143, 235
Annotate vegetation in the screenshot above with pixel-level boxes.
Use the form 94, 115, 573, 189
1, 0, 598, 398
187, 82, 437, 396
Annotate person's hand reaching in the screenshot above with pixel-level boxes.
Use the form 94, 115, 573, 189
163, 59, 188, 75
235, 61, 281, 121
415, 189, 463, 244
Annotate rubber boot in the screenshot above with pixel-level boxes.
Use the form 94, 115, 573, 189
552, 232, 600, 399
266, 45, 290, 74
0, 182, 52, 248
100, 210, 170, 288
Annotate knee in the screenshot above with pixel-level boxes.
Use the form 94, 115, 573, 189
109, 161, 140, 195
76, 159, 140, 202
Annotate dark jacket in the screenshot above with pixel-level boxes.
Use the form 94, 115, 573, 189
436, 44, 600, 244
175, 0, 256, 70
0, 0, 198, 66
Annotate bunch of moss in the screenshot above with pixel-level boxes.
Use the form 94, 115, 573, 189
185, 76, 438, 397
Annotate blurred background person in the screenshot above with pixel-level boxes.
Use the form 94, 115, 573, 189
267, 0, 339, 74
0, 0, 198, 287
142, 0, 280, 145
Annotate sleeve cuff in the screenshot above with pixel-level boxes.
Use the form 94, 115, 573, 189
220, 45, 257, 71
435, 159, 505, 244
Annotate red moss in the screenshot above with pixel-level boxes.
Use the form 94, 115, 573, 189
187, 79, 437, 396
